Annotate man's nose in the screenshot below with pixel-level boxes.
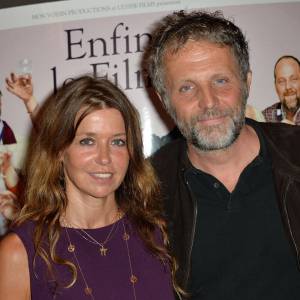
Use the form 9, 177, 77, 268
285, 79, 294, 90
197, 86, 219, 109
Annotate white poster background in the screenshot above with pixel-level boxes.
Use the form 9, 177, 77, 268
1, 1, 300, 159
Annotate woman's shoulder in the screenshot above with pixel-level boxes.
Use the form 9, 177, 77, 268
0, 220, 34, 266
0, 232, 27, 264
0, 233, 28, 281
8, 220, 37, 258
0, 233, 31, 299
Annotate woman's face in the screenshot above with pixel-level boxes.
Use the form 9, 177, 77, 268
61, 108, 129, 204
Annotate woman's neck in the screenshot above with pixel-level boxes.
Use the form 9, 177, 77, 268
62, 196, 120, 229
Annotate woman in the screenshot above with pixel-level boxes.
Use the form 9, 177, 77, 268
0, 76, 179, 299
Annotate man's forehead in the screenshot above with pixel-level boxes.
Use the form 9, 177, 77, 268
276, 58, 300, 72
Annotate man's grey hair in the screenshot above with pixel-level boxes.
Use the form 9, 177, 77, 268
145, 10, 250, 110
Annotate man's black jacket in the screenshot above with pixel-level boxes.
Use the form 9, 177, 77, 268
151, 119, 300, 289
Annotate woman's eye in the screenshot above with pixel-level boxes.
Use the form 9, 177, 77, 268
79, 138, 94, 145
111, 139, 126, 147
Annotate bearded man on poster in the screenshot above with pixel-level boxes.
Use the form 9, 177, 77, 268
146, 10, 300, 300
263, 55, 300, 125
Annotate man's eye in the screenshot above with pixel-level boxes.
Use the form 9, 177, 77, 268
111, 139, 127, 147
277, 79, 285, 85
79, 138, 94, 145
214, 78, 228, 85
179, 85, 193, 93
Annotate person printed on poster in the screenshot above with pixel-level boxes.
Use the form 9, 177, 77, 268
0, 89, 20, 235
0, 73, 39, 236
262, 55, 300, 125
6, 73, 39, 123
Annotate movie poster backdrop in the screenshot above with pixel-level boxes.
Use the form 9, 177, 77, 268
0, 0, 299, 234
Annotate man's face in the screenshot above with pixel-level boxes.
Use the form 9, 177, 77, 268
275, 58, 300, 114
162, 40, 249, 152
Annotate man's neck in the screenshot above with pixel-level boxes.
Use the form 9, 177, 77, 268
285, 109, 298, 123
187, 124, 260, 192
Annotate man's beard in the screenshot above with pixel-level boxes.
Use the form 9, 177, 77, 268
169, 96, 246, 152
282, 93, 300, 114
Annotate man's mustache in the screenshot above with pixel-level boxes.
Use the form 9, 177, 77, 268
194, 108, 230, 122
284, 89, 297, 97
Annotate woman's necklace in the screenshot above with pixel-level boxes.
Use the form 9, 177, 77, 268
63, 210, 121, 256
63, 217, 138, 299
122, 219, 138, 299
64, 226, 95, 298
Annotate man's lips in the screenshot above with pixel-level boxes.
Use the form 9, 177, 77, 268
197, 114, 227, 125
284, 90, 297, 97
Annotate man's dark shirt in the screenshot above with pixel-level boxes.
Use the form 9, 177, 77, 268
185, 124, 300, 299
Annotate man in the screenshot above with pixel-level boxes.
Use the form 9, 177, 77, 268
0, 90, 16, 145
146, 10, 300, 299
0, 90, 20, 235
263, 55, 300, 125
0, 73, 36, 235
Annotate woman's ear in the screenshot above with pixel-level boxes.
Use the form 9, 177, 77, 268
58, 150, 65, 163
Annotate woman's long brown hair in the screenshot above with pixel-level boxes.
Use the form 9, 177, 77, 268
15, 76, 182, 296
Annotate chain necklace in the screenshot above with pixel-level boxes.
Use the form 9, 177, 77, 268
64, 217, 138, 299
64, 226, 95, 299
63, 210, 120, 256
122, 219, 138, 299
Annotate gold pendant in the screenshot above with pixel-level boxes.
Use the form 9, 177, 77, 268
123, 232, 130, 241
99, 245, 108, 256
68, 244, 75, 252
130, 275, 138, 284
85, 287, 93, 295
